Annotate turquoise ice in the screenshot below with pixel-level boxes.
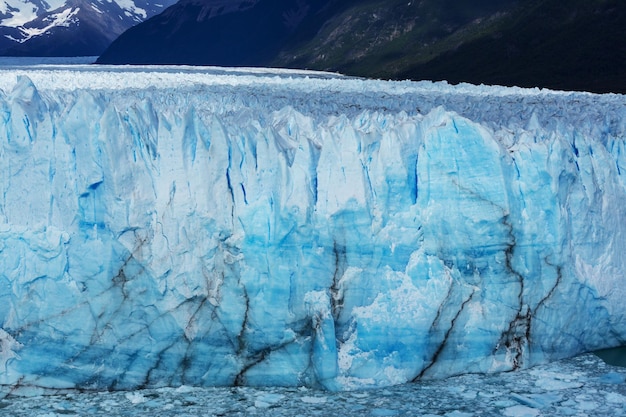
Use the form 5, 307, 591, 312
0, 67, 625, 393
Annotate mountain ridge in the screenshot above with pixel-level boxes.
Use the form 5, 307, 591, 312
97, 0, 626, 93
98, 0, 358, 65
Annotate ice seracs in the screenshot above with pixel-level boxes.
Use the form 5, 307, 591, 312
0, 67, 625, 393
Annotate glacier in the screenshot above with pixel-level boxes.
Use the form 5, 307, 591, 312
0, 65, 625, 394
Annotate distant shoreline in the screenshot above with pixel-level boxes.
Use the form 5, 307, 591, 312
0, 56, 97, 66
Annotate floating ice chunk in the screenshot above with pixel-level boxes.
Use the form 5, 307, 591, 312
301, 396, 327, 404
598, 372, 626, 384
503, 405, 540, 417
125, 392, 148, 404
606, 392, 626, 404
255, 392, 285, 406
174, 385, 195, 393
535, 377, 584, 391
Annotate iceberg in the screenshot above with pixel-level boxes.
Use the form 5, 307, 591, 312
0, 66, 625, 393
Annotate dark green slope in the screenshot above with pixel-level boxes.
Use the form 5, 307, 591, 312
396, 0, 626, 93
274, 0, 520, 78
273, 0, 626, 93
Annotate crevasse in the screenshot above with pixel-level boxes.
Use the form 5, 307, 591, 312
0, 70, 625, 393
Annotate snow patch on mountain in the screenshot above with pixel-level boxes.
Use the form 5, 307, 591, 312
6, 7, 79, 42
0, 0, 66, 26
114, 0, 146, 20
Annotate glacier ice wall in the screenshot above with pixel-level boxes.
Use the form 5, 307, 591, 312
0, 68, 625, 393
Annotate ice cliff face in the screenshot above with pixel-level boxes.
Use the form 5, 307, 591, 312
0, 67, 625, 393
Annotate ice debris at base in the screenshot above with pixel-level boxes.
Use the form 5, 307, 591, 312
1, 354, 625, 416
0, 65, 625, 392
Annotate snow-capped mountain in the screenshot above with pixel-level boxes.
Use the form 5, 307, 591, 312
0, 0, 177, 56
